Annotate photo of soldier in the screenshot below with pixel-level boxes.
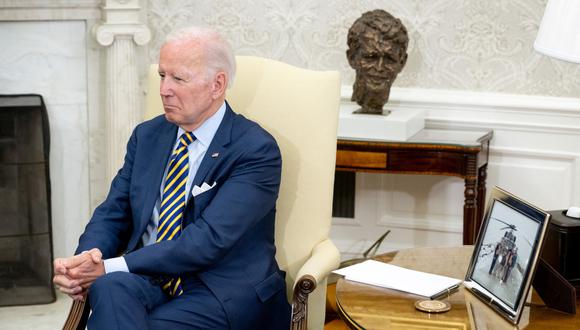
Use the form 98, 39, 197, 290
488, 243, 501, 274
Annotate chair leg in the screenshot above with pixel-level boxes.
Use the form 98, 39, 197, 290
291, 275, 317, 330
62, 299, 90, 330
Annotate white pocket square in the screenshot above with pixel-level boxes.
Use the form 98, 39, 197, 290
191, 181, 216, 197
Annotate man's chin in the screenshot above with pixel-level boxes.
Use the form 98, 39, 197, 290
164, 112, 180, 124
368, 80, 392, 90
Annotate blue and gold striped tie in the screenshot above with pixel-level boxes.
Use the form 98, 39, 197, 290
157, 131, 196, 296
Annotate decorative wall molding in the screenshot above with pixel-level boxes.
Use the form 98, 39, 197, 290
428, 119, 580, 136
490, 146, 580, 161
343, 86, 580, 115
488, 147, 579, 207
342, 86, 580, 134
374, 147, 578, 234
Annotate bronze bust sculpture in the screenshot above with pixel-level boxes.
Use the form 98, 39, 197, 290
347, 9, 409, 115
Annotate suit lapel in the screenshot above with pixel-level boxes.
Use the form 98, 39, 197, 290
191, 103, 234, 188
137, 120, 177, 239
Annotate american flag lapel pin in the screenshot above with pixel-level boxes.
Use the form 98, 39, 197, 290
211, 152, 219, 158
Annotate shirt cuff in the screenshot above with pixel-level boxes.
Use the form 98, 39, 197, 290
103, 256, 130, 273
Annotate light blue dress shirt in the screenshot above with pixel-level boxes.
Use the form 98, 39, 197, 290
103, 102, 226, 273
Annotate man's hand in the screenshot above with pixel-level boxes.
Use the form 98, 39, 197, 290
53, 248, 105, 301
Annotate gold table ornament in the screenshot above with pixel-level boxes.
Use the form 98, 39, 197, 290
415, 299, 451, 313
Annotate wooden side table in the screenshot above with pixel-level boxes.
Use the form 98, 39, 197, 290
336, 128, 493, 245
335, 246, 580, 329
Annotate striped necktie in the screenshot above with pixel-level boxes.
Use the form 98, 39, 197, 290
157, 131, 196, 296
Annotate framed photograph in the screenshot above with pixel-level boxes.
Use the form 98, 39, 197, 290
463, 186, 551, 324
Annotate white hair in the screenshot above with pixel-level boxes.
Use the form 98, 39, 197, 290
164, 26, 236, 88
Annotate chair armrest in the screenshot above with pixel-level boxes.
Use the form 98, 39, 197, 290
291, 239, 340, 330
295, 238, 340, 288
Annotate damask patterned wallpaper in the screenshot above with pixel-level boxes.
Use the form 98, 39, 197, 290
147, 0, 579, 98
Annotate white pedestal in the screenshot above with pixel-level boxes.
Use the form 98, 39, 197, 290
338, 104, 425, 141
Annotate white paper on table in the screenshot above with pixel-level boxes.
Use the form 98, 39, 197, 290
333, 259, 462, 298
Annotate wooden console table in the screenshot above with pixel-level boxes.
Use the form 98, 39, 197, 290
336, 128, 493, 245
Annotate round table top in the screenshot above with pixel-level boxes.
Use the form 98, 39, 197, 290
335, 246, 580, 330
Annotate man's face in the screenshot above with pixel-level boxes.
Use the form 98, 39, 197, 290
158, 40, 219, 131
351, 29, 406, 93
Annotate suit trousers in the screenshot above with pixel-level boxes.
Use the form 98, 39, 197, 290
88, 272, 229, 329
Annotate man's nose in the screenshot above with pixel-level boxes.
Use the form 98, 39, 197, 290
160, 79, 173, 96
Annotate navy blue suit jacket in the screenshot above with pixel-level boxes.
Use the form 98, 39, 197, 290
77, 103, 290, 329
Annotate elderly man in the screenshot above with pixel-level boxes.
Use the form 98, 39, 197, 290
347, 9, 409, 115
53, 26, 290, 329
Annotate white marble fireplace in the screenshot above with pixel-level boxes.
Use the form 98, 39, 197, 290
0, 0, 150, 259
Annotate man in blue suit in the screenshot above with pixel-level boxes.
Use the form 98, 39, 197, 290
53, 26, 291, 329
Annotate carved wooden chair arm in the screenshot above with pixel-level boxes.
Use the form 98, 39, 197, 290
291, 275, 316, 330
63, 299, 89, 330
290, 239, 341, 330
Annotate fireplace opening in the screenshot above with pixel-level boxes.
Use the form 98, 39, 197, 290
0, 94, 55, 306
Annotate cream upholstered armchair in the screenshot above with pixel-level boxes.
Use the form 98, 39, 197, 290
64, 56, 341, 330
148, 56, 342, 329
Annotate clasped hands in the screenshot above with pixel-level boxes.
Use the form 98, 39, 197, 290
53, 248, 105, 301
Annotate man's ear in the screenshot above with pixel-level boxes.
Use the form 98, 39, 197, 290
393, 52, 408, 75
346, 48, 357, 68
211, 71, 227, 99
399, 52, 408, 68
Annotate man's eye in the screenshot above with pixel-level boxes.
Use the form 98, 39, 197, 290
383, 56, 396, 63
173, 76, 184, 82
158, 72, 166, 79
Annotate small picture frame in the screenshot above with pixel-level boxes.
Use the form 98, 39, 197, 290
463, 186, 551, 324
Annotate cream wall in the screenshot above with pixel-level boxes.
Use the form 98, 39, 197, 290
146, 0, 579, 98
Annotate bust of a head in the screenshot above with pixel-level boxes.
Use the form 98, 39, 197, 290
347, 10, 409, 115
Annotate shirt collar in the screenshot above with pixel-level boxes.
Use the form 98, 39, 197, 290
176, 101, 226, 147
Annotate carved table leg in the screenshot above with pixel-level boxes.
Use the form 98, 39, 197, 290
463, 155, 478, 245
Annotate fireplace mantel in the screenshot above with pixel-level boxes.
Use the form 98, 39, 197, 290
0, 0, 101, 20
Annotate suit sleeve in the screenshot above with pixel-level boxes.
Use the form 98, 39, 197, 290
75, 126, 138, 258
123, 126, 281, 276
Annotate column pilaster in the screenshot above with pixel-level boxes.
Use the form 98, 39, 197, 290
93, 0, 150, 182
